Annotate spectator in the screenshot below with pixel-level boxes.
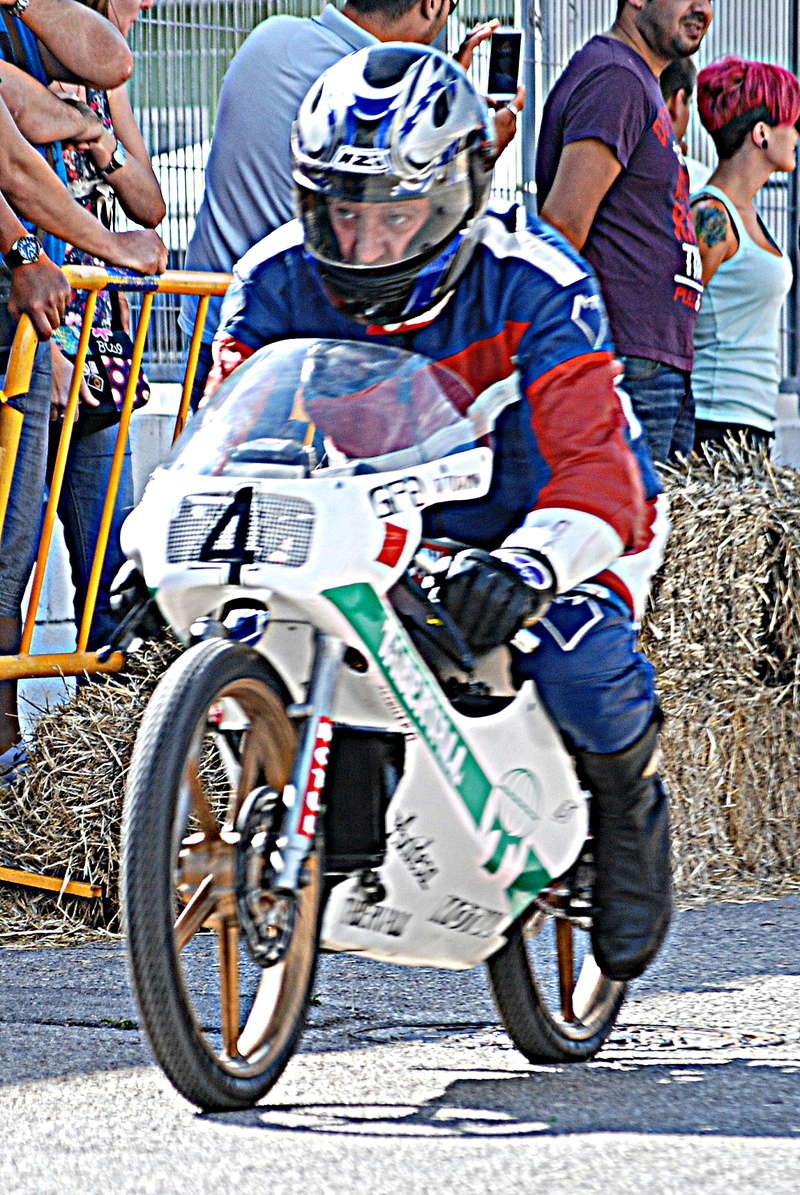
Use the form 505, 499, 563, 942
691, 57, 800, 452
535, 0, 713, 464
180, 1, 519, 408
660, 56, 710, 193
46, 0, 165, 661
0, 1, 166, 777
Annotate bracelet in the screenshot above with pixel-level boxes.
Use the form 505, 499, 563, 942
6, 0, 31, 17
504, 102, 519, 118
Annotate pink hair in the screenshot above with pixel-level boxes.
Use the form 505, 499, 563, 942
697, 56, 800, 134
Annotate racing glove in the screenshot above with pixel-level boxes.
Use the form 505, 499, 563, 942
437, 547, 556, 656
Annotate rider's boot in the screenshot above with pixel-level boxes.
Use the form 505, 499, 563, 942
574, 717, 672, 982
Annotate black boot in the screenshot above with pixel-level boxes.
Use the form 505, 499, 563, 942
575, 719, 672, 982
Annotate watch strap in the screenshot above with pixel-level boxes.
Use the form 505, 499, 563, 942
3, 235, 42, 270
100, 139, 128, 176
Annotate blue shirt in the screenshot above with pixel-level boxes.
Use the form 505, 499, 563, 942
692, 184, 792, 432
0, 13, 68, 265
180, 5, 377, 343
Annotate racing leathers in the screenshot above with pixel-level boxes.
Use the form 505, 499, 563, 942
206, 210, 672, 980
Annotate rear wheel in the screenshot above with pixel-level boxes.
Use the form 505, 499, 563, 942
122, 638, 321, 1110
488, 880, 625, 1063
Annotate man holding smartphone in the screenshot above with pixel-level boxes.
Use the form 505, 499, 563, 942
180, 1, 521, 410
536, 0, 714, 464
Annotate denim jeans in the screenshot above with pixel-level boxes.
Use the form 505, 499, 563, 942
48, 422, 133, 648
512, 588, 657, 755
1, 278, 132, 648
619, 356, 694, 465
0, 278, 52, 627
186, 338, 214, 413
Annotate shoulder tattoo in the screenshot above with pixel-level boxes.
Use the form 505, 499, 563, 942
693, 206, 729, 249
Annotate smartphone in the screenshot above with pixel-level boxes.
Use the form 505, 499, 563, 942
487, 28, 523, 102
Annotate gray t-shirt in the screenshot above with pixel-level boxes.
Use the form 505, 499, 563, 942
180, 6, 376, 342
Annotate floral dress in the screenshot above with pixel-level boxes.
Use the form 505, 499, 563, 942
52, 87, 115, 357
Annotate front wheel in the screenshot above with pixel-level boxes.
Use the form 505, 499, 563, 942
487, 883, 625, 1063
122, 638, 322, 1110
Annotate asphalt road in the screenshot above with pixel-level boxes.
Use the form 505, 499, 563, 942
1, 894, 798, 1194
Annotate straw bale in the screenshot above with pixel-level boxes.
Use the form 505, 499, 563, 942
0, 637, 181, 946
1, 443, 799, 943
642, 445, 800, 898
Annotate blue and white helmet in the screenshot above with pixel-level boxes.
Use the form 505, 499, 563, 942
291, 43, 496, 324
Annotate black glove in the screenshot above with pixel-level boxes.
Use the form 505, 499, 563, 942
437, 548, 556, 656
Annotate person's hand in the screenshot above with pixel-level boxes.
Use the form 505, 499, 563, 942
106, 229, 167, 275
454, 19, 500, 71
437, 546, 555, 656
7, 255, 69, 340
72, 122, 118, 171
52, 91, 105, 146
491, 85, 526, 158
50, 340, 98, 423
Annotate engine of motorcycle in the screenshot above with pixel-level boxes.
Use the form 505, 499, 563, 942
235, 785, 297, 967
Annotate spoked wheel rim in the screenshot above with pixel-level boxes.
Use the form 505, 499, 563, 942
521, 887, 623, 1043
169, 676, 319, 1079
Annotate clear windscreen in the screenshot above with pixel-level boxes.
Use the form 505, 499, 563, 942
166, 339, 480, 478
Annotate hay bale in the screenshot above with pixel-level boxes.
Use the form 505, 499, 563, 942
0, 637, 181, 946
643, 446, 800, 899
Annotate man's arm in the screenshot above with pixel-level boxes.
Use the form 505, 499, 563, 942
0, 187, 68, 337
0, 96, 166, 273
0, 60, 102, 144
0, 0, 131, 90
538, 139, 622, 251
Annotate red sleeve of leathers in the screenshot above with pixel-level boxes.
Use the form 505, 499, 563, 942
528, 350, 649, 551
201, 333, 258, 406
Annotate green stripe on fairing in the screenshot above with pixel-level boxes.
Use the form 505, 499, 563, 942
324, 582, 551, 914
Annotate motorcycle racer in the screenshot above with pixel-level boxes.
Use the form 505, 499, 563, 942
203, 43, 672, 984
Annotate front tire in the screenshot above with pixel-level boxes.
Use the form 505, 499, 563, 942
488, 886, 625, 1063
122, 638, 321, 1110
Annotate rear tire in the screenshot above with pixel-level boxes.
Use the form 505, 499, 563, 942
122, 638, 321, 1110
488, 890, 625, 1063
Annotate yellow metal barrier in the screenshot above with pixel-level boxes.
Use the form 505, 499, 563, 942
0, 266, 231, 683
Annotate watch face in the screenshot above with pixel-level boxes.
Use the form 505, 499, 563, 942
16, 237, 41, 264
4, 235, 41, 268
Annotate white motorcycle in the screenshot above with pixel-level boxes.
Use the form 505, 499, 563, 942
119, 338, 626, 1111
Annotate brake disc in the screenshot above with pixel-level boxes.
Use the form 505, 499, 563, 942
235, 785, 297, 967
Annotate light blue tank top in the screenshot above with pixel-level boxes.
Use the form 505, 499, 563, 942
691, 183, 792, 432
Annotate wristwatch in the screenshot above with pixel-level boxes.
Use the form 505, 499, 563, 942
3, 234, 42, 270
6, 1, 30, 17
100, 139, 128, 177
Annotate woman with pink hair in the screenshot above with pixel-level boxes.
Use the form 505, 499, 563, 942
691, 56, 800, 451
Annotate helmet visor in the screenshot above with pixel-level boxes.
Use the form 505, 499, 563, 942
299, 176, 473, 271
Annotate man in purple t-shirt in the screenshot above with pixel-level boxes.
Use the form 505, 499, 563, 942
536, 0, 714, 463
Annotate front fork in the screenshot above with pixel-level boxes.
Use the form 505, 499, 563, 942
274, 630, 344, 895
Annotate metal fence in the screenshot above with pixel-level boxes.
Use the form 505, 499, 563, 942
127, 1, 799, 379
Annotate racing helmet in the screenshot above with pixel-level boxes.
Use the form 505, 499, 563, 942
291, 43, 497, 325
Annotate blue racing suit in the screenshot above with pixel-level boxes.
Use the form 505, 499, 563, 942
208, 211, 668, 754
